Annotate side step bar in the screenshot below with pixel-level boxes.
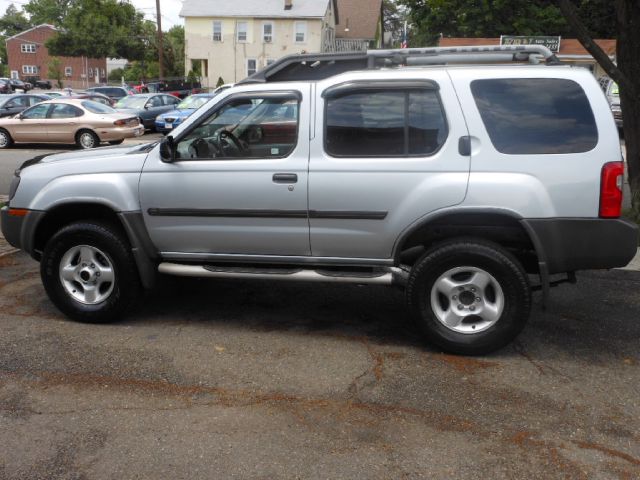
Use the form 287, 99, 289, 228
158, 262, 405, 285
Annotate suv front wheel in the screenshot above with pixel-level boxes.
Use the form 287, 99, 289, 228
41, 221, 141, 323
406, 239, 531, 355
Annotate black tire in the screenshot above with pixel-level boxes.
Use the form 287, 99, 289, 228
0, 128, 13, 149
109, 139, 124, 145
406, 239, 531, 355
76, 129, 100, 149
40, 221, 141, 323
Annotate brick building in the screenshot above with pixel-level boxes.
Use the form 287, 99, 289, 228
5, 24, 107, 89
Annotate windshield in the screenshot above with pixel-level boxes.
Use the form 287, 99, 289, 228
82, 100, 117, 114
178, 96, 211, 109
115, 96, 148, 109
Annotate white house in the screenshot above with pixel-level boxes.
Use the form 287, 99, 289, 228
180, 0, 339, 87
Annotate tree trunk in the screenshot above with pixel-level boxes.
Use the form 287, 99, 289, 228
616, 0, 640, 210
557, 0, 640, 210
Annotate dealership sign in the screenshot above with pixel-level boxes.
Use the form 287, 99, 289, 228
500, 36, 561, 53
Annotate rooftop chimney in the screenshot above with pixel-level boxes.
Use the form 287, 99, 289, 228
285, 0, 292, 10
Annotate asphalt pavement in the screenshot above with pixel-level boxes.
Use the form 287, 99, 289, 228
0, 251, 639, 478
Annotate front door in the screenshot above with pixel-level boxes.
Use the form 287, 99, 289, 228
11, 103, 51, 142
139, 86, 311, 258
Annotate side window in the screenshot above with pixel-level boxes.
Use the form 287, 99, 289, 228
164, 95, 179, 105
325, 88, 448, 157
176, 94, 300, 161
6, 97, 28, 108
147, 96, 163, 107
470, 78, 598, 154
49, 104, 83, 119
28, 96, 45, 106
20, 104, 50, 119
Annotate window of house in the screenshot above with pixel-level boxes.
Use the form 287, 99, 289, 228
212, 21, 222, 42
470, 78, 598, 155
88, 68, 93, 78
236, 21, 248, 42
263, 22, 274, 43
247, 59, 257, 76
175, 94, 300, 160
325, 87, 448, 157
22, 65, 38, 74
101, 69, 106, 78
21, 44, 36, 53
64, 67, 72, 77
294, 22, 307, 43
265, 58, 275, 67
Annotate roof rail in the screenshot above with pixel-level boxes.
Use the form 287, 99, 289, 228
240, 45, 561, 84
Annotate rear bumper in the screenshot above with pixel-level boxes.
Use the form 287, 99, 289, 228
523, 218, 639, 274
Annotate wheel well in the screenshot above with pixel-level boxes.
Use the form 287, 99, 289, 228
396, 213, 539, 273
75, 128, 99, 141
33, 203, 126, 256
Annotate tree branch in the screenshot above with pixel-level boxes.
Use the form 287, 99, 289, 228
557, 0, 635, 97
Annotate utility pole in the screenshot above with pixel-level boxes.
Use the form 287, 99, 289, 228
155, 0, 164, 80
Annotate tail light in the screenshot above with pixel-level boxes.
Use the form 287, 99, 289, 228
599, 161, 624, 218
114, 118, 136, 126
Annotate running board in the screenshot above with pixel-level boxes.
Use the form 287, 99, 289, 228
158, 262, 401, 285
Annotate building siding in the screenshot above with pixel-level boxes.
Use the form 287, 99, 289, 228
6, 25, 107, 89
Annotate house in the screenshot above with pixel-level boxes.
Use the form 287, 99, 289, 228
334, 0, 383, 51
5, 24, 107, 88
439, 37, 616, 78
180, 0, 339, 86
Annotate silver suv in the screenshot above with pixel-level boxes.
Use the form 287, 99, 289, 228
2, 46, 638, 355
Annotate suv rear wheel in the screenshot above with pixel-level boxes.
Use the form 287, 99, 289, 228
406, 239, 531, 355
40, 221, 141, 323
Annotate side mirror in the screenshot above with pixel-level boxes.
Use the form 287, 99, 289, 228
159, 135, 175, 163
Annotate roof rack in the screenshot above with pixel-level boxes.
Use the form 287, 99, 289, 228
240, 45, 561, 84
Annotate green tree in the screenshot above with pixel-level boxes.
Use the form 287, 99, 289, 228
0, 4, 32, 37
163, 25, 185, 77
108, 67, 125, 83
24, 0, 71, 26
556, 0, 640, 211
46, 0, 147, 60
398, 0, 614, 46
47, 56, 63, 87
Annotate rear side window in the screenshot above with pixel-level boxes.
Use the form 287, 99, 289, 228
471, 78, 598, 154
325, 88, 447, 157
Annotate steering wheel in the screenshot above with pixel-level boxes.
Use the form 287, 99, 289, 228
189, 138, 223, 158
219, 130, 246, 155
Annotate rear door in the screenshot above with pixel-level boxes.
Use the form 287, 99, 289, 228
308, 72, 470, 259
47, 103, 84, 143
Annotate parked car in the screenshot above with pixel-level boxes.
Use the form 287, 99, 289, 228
0, 79, 12, 94
85, 86, 135, 103
0, 98, 143, 149
598, 77, 622, 128
68, 91, 113, 106
7, 79, 31, 92
115, 93, 180, 130
0, 93, 51, 118
154, 93, 217, 133
144, 77, 203, 99
34, 79, 52, 89
1, 46, 638, 355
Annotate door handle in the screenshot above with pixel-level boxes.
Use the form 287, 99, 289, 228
458, 136, 471, 156
273, 173, 298, 183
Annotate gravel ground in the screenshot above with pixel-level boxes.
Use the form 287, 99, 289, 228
0, 252, 639, 479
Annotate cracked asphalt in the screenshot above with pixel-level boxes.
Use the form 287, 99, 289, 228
0, 252, 639, 479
